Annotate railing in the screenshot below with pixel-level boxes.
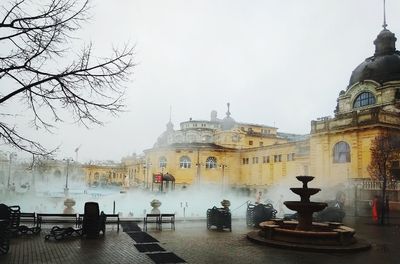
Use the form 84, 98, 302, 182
359, 180, 400, 191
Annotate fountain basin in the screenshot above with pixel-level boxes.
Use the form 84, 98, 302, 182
289, 188, 321, 199
259, 220, 355, 245
247, 219, 371, 252
284, 201, 327, 213
296, 175, 315, 183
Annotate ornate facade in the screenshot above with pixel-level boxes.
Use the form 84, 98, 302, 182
82, 26, 400, 192
130, 26, 400, 191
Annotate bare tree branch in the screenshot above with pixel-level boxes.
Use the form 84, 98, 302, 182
0, 0, 135, 157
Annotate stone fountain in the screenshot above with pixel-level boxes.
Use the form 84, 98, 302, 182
247, 176, 371, 252
284, 175, 327, 231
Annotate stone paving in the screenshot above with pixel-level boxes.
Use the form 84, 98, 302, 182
0, 216, 399, 264
147, 216, 400, 264
0, 224, 153, 264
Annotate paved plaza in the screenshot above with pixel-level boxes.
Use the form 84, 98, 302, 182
0, 216, 399, 264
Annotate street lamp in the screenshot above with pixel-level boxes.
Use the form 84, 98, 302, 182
219, 163, 228, 193
7, 152, 17, 189
63, 158, 73, 195
195, 162, 203, 185
195, 149, 200, 185
142, 162, 146, 188
146, 161, 152, 189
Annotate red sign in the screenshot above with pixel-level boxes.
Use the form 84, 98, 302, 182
153, 173, 162, 183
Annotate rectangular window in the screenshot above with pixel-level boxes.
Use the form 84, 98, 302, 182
249, 140, 253, 145
278, 155, 282, 162
274, 155, 278, 162
392, 160, 400, 180
252, 157, 259, 164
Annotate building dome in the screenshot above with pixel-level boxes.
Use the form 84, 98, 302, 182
222, 115, 235, 130
349, 28, 400, 87
221, 103, 236, 130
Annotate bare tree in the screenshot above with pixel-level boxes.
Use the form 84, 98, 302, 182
368, 132, 400, 224
0, 0, 134, 157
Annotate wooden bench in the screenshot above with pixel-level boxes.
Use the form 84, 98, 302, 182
20, 212, 36, 225
37, 213, 79, 228
104, 214, 120, 231
160, 214, 175, 230
143, 214, 160, 231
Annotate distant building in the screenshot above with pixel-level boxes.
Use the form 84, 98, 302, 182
138, 103, 308, 191
132, 26, 400, 192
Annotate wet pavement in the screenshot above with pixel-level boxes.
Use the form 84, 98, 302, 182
0, 216, 399, 264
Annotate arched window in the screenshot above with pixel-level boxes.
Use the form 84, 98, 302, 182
180, 156, 191, 169
205, 157, 217, 169
333, 141, 351, 163
353, 92, 376, 108
159, 157, 167, 168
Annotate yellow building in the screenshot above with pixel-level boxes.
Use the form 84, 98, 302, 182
85, 26, 400, 194
137, 104, 309, 192
83, 162, 128, 187
310, 27, 400, 187
135, 26, 400, 192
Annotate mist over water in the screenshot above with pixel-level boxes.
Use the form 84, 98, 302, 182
0, 168, 354, 218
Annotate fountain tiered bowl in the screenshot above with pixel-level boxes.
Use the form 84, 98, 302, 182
247, 175, 371, 252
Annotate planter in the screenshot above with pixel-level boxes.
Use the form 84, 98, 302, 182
63, 198, 76, 214
150, 199, 161, 214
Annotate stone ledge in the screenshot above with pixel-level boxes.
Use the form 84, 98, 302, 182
247, 231, 371, 253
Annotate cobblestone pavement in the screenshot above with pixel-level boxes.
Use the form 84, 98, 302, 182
0, 224, 153, 264
0, 217, 399, 264
147, 216, 400, 264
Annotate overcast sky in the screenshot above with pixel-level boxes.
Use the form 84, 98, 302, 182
4, 0, 400, 162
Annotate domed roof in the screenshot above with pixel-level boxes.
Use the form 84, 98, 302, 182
221, 103, 236, 130
222, 115, 235, 130
349, 28, 400, 87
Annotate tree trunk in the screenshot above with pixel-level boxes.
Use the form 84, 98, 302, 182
380, 179, 387, 225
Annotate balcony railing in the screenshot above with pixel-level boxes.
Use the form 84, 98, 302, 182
359, 180, 400, 191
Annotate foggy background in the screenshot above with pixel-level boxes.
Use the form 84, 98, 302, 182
3, 0, 400, 162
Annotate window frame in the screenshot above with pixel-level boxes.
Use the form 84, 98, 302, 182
333, 141, 351, 163
159, 156, 167, 168
179, 156, 192, 169
353, 91, 376, 108
205, 156, 217, 169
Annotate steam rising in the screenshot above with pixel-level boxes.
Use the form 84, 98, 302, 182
0, 167, 353, 218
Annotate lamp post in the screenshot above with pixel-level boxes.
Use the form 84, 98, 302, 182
219, 163, 228, 193
63, 158, 73, 196
7, 152, 17, 189
195, 162, 202, 186
142, 163, 146, 188
146, 161, 152, 189
195, 149, 201, 185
